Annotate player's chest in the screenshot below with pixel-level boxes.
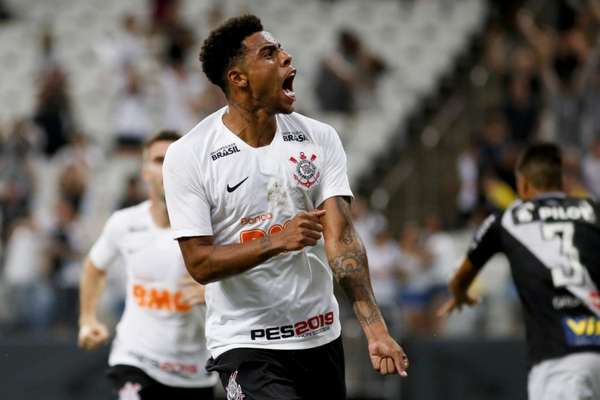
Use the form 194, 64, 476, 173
204, 141, 324, 212
118, 229, 187, 282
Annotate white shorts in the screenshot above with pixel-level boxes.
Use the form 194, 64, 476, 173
528, 352, 600, 400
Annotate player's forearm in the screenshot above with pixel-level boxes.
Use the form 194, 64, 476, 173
449, 257, 479, 295
179, 236, 285, 284
326, 231, 387, 340
79, 258, 106, 325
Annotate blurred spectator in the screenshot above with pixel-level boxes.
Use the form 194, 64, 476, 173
2, 215, 51, 334
507, 46, 541, 96
456, 139, 479, 222
111, 66, 152, 152
483, 21, 511, 78
365, 222, 402, 332
396, 223, 440, 336
582, 137, 600, 199
115, 14, 147, 68
517, 7, 598, 150
54, 132, 103, 173
0, 120, 38, 242
57, 163, 88, 213
37, 27, 61, 79
158, 43, 209, 132
423, 214, 459, 282
470, 2, 600, 215
351, 196, 386, 249
53, 132, 98, 214
502, 73, 540, 144
149, 0, 181, 33
477, 111, 516, 189
45, 198, 86, 333
0, 0, 11, 22
580, 40, 600, 147
563, 147, 589, 198
33, 67, 75, 157
315, 29, 386, 114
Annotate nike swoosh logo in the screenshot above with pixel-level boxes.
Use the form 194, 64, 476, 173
227, 177, 249, 193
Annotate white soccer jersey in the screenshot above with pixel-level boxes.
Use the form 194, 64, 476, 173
163, 106, 353, 358
89, 201, 217, 388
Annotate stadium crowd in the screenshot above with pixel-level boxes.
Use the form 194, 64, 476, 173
0, 0, 598, 350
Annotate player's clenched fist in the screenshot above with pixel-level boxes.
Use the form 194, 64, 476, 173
273, 210, 326, 251
368, 335, 409, 377
78, 320, 109, 351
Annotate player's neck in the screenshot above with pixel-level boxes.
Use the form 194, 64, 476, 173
521, 187, 565, 200
149, 199, 170, 228
224, 100, 277, 148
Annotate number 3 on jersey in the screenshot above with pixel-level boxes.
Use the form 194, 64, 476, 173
542, 222, 585, 287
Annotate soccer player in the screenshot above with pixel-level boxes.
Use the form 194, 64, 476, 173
78, 131, 217, 400
162, 15, 408, 399
440, 143, 600, 399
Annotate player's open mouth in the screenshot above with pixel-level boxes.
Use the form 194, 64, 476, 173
282, 70, 296, 101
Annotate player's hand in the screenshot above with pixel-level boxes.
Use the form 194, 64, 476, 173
437, 290, 479, 317
179, 276, 206, 306
78, 320, 109, 351
368, 334, 409, 377
274, 210, 326, 251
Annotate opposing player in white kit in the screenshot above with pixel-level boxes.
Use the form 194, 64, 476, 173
162, 15, 409, 399
78, 131, 217, 400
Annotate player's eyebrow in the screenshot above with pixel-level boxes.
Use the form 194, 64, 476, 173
254, 42, 281, 54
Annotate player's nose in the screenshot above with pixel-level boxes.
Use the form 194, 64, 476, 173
280, 49, 292, 67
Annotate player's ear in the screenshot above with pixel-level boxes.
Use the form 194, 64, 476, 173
517, 173, 530, 199
227, 67, 248, 90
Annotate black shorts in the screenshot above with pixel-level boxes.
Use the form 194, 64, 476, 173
106, 364, 215, 400
206, 336, 346, 400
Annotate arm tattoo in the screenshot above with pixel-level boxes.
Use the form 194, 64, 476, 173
258, 235, 272, 252
328, 198, 383, 327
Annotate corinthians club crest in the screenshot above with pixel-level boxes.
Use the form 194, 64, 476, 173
226, 370, 245, 400
289, 152, 320, 188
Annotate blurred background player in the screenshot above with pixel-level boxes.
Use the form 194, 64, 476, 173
440, 143, 600, 400
162, 14, 407, 400
78, 131, 217, 400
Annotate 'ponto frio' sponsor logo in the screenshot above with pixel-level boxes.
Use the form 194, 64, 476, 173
240, 213, 273, 225
210, 143, 241, 161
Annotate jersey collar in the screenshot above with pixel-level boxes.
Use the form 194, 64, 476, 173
532, 191, 567, 200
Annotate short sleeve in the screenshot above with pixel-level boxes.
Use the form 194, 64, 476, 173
314, 126, 354, 207
163, 142, 213, 239
467, 213, 502, 269
89, 214, 121, 270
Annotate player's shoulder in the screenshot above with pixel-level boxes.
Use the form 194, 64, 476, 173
166, 107, 227, 160
499, 198, 535, 226
105, 201, 151, 232
278, 112, 339, 143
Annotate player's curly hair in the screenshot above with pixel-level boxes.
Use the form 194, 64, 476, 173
199, 15, 263, 93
